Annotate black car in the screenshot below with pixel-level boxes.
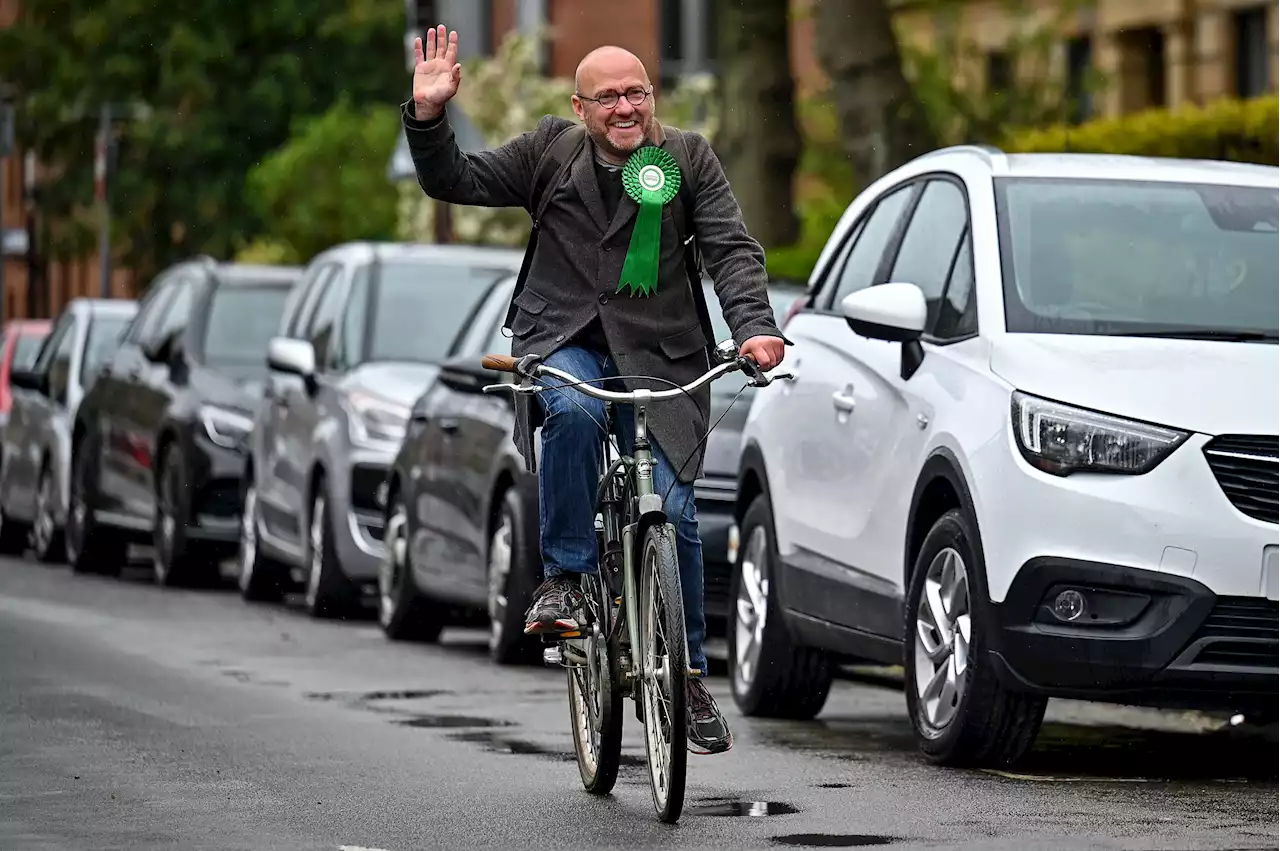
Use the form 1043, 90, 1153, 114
67, 257, 300, 585
379, 277, 804, 664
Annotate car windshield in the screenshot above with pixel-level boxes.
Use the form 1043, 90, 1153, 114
360, 259, 508, 364
13, 331, 49, 370
80, 315, 132, 383
201, 283, 293, 369
704, 281, 807, 394
995, 177, 1278, 340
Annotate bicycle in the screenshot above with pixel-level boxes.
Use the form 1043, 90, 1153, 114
479, 341, 790, 824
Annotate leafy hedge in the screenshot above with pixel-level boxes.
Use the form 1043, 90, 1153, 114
1003, 95, 1279, 165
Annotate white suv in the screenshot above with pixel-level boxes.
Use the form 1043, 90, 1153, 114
731, 147, 1278, 767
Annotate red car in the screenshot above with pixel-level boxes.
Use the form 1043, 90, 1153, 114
0, 320, 54, 431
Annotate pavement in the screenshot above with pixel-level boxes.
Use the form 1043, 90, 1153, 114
0, 556, 1275, 851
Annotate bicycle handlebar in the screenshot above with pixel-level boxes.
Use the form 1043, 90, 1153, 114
479, 349, 791, 402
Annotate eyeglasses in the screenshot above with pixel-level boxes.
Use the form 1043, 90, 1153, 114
576, 86, 651, 109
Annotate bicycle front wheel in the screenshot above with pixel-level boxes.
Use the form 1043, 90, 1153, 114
639, 522, 688, 824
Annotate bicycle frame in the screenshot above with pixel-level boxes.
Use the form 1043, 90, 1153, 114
481, 347, 789, 696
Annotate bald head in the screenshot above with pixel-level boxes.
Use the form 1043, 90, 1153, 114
574, 46, 650, 95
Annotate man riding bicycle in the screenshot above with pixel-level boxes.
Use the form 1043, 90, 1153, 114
402, 25, 787, 756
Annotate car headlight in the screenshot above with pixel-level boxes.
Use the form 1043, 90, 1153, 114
345, 390, 410, 446
1011, 391, 1188, 476
200, 405, 254, 450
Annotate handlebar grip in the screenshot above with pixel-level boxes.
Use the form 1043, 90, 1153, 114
480, 354, 518, 372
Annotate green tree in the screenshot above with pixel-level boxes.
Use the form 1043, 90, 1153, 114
0, 0, 405, 283
714, 0, 802, 248
244, 97, 401, 264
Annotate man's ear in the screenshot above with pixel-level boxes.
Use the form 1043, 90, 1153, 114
571, 95, 585, 122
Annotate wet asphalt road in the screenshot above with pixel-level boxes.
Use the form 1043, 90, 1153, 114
0, 556, 1276, 851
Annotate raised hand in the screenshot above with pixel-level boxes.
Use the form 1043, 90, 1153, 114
412, 24, 462, 121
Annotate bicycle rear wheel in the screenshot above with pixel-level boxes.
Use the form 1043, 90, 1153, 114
639, 523, 688, 823
567, 573, 622, 795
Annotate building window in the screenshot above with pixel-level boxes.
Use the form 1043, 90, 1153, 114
660, 0, 715, 88
1234, 5, 1270, 98
986, 50, 1013, 94
1065, 36, 1093, 124
1117, 27, 1166, 112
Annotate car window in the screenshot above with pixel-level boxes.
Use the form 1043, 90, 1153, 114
996, 177, 1278, 337
32, 315, 73, 374
934, 233, 977, 340
13, 329, 51, 371
307, 267, 349, 370
888, 179, 969, 329
289, 264, 339, 340
457, 278, 515, 357
130, 281, 178, 347
362, 260, 508, 364
46, 319, 78, 404
201, 284, 294, 373
335, 264, 371, 371
151, 278, 197, 346
826, 185, 915, 308
81, 314, 134, 384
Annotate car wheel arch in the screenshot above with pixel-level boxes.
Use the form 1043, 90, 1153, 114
904, 448, 989, 597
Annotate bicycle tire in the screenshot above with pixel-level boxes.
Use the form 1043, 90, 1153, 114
639, 522, 688, 824
568, 572, 623, 795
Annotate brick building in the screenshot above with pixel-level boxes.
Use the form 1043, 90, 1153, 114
417, 0, 1275, 115
0, 0, 136, 323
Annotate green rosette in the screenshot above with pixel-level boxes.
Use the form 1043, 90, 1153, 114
617, 146, 681, 297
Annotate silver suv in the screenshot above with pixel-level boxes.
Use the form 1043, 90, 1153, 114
236, 242, 523, 616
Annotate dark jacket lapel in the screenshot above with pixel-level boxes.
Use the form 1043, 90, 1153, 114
570, 138, 608, 230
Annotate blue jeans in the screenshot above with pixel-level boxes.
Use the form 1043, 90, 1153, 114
534, 345, 708, 676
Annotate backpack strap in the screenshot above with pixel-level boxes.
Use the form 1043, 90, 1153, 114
663, 125, 717, 360
502, 124, 588, 335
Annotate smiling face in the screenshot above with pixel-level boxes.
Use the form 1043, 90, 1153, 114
572, 47, 656, 163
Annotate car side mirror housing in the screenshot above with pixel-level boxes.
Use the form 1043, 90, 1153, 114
840, 283, 929, 380
266, 337, 318, 394
8, 368, 45, 395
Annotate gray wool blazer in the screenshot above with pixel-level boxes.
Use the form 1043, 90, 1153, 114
401, 101, 785, 483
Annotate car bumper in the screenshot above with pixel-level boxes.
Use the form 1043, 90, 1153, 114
972, 429, 1278, 604
185, 431, 249, 546
328, 447, 393, 584
988, 557, 1278, 710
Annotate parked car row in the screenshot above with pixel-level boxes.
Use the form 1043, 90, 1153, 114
2, 146, 1275, 770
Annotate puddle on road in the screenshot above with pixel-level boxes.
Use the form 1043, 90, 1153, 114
444, 730, 647, 768
687, 798, 800, 817
394, 714, 515, 729
771, 835, 898, 848
303, 689, 451, 703
814, 782, 854, 789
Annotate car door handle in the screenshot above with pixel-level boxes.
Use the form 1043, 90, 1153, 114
832, 390, 856, 413
438, 418, 460, 435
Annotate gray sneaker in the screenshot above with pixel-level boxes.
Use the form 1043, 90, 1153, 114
686, 677, 733, 755
523, 576, 585, 635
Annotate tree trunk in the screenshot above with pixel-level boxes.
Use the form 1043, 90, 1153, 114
713, 0, 801, 248
813, 0, 938, 192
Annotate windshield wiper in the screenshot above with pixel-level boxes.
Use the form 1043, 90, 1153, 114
1110, 329, 1278, 342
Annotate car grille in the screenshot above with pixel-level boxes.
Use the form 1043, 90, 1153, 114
1187, 596, 1278, 668
1203, 435, 1278, 525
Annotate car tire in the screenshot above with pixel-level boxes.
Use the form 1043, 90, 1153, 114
65, 437, 127, 576
237, 479, 290, 602
29, 462, 66, 563
727, 493, 833, 719
377, 488, 443, 642
904, 508, 1047, 768
153, 441, 218, 588
487, 487, 542, 666
305, 481, 356, 619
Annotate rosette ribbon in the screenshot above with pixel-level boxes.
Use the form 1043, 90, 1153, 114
617, 146, 681, 297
